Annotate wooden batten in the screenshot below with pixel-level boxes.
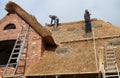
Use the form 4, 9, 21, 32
5, 1, 56, 46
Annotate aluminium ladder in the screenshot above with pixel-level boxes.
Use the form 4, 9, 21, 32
3, 26, 29, 77
103, 43, 120, 78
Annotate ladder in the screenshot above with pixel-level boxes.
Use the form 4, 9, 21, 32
3, 26, 29, 77
103, 43, 120, 78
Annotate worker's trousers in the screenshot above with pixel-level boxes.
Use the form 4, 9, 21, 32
54, 18, 59, 28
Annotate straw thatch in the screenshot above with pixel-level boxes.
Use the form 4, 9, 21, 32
25, 19, 120, 76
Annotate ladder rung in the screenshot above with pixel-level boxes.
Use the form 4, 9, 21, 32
106, 49, 113, 51
106, 58, 115, 61
107, 60, 116, 63
106, 55, 115, 58
12, 53, 19, 55
107, 62, 115, 65
105, 75, 119, 77
4, 74, 14, 77
107, 66, 116, 68
106, 60, 116, 63
106, 54, 114, 56
11, 57, 18, 59
20, 35, 25, 37
107, 61, 115, 63
16, 43, 20, 45
107, 59, 115, 61
14, 48, 20, 50
4, 74, 20, 78
106, 56, 114, 59
8, 63, 17, 65
106, 66, 116, 70
6, 67, 15, 70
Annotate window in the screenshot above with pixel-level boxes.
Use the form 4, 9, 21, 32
4, 24, 16, 30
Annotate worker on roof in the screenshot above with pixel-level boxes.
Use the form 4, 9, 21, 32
84, 9, 92, 33
49, 15, 59, 28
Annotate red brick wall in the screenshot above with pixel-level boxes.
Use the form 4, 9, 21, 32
0, 13, 43, 76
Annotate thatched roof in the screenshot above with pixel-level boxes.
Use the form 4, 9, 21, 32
25, 19, 120, 76
5, 1, 56, 46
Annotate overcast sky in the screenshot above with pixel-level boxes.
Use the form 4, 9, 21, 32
0, 0, 120, 26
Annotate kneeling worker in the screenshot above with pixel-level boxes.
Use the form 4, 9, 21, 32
49, 15, 59, 28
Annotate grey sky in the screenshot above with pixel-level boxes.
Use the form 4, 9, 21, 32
0, 0, 120, 26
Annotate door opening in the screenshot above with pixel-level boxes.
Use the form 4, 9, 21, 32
0, 40, 16, 66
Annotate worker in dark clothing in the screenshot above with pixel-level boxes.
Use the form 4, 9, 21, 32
84, 10, 92, 33
49, 15, 59, 28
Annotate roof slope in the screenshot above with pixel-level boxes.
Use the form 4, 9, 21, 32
25, 19, 120, 76
50, 19, 120, 44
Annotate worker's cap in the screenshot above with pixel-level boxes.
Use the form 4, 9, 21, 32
49, 15, 52, 18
